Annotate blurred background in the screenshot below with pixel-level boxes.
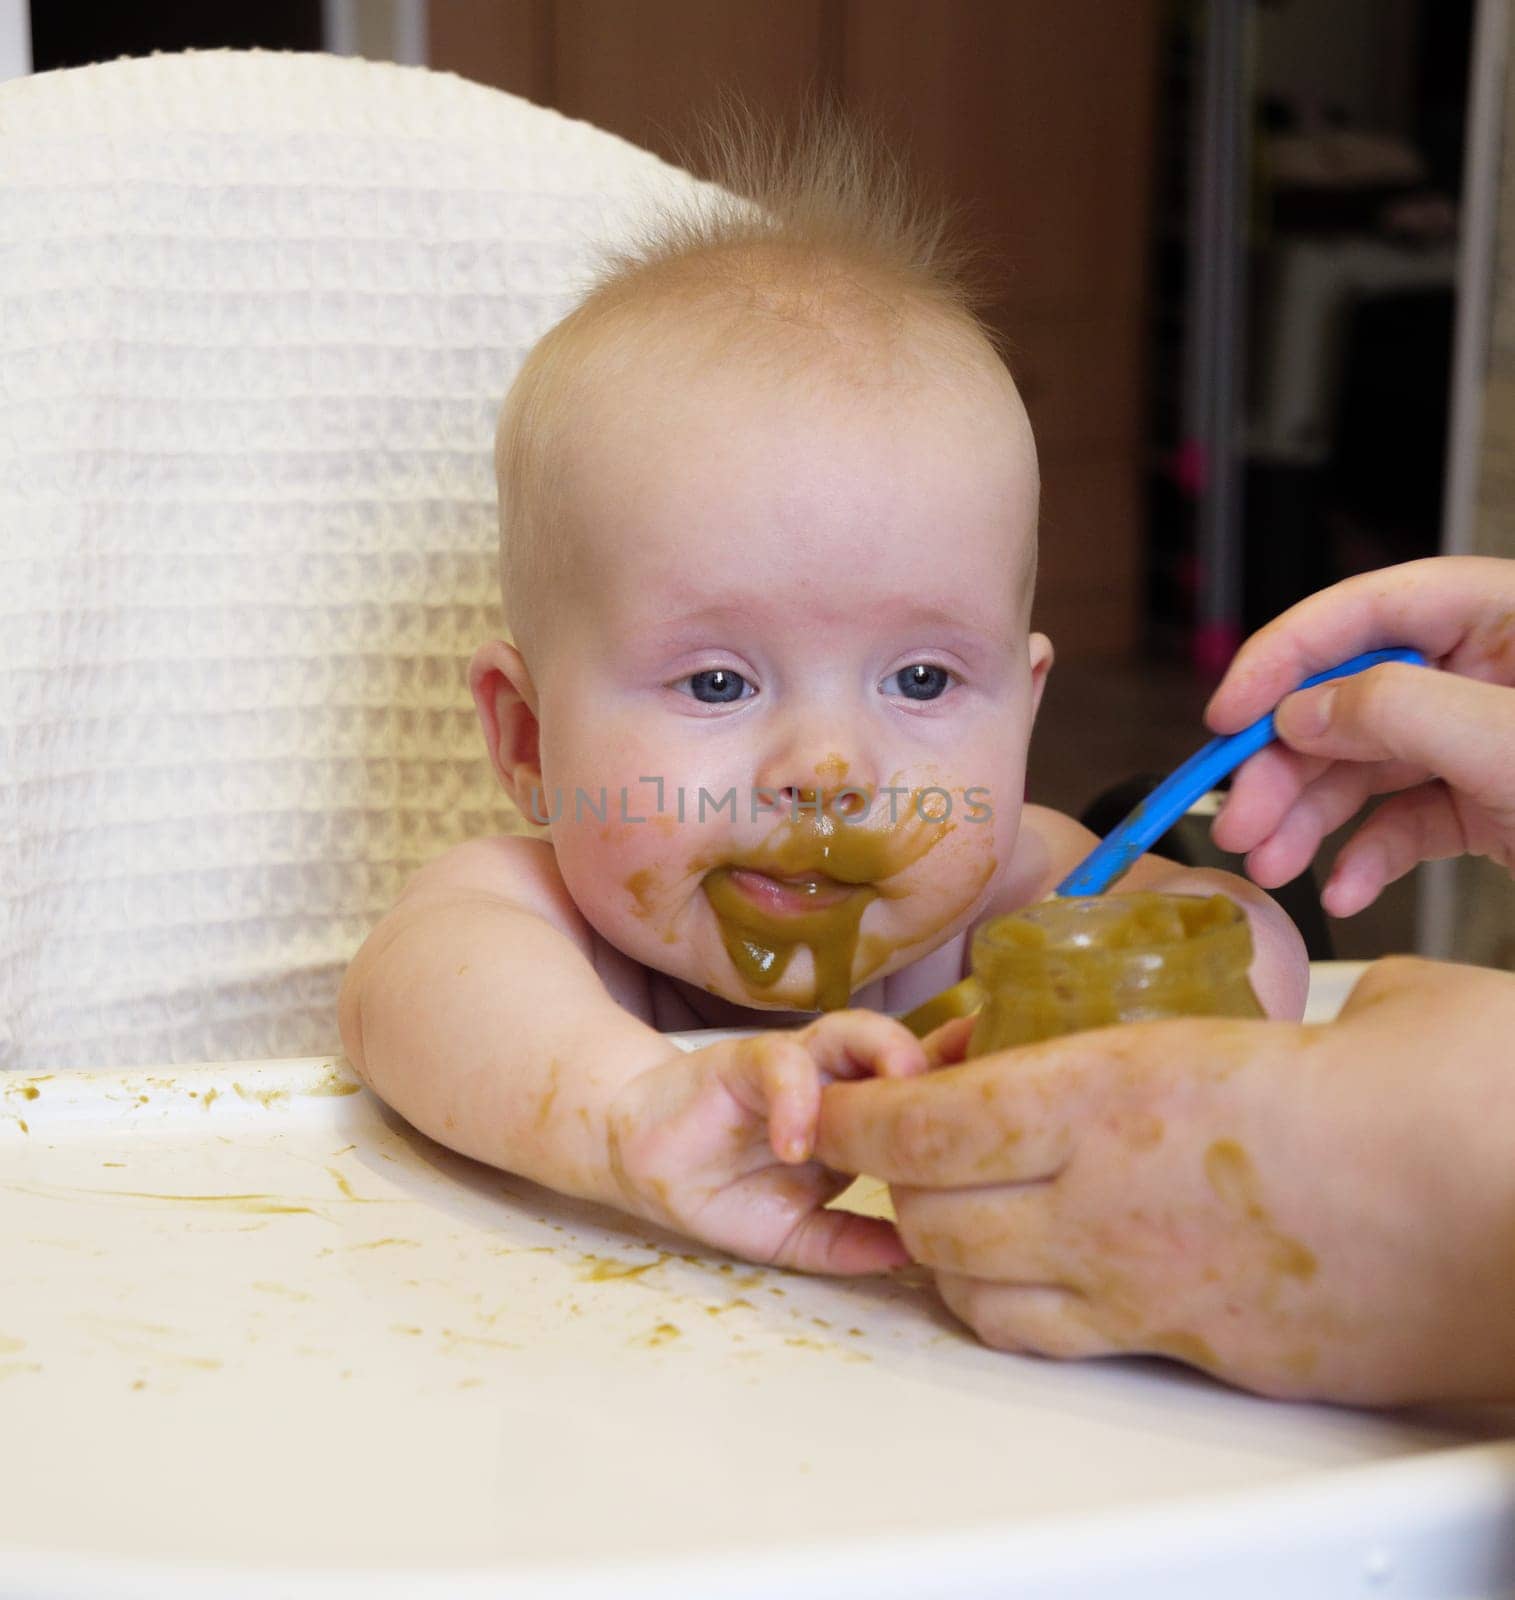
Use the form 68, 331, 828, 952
9, 0, 1511, 963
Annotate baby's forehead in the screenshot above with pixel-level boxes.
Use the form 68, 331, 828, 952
557, 318, 1031, 505
503, 278, 1036, 660
567, 305, 1030, 523
579, 438, 1036, 641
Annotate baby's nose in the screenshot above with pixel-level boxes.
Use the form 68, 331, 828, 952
760, 751, 873, 819
773, 779, 870, 820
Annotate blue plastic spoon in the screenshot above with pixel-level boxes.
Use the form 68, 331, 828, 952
1054, 647, 1428, 898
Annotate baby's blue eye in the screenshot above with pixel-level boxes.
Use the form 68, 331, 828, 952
890, 664, 952, 701
686, 668, 750, 704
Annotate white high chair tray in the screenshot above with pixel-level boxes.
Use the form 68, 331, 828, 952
2, 962, 1512, 1599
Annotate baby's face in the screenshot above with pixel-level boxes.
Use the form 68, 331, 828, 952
520, 342, 1048, 1012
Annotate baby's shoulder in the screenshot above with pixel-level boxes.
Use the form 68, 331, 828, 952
403, 836, 666, 1022
403, 832, 556, 897
1018, 803, 1097, 850
399, 834, 590, 940
993, 803, 1099, 907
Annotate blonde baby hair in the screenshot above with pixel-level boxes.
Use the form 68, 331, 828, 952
494, 105, 1007, 653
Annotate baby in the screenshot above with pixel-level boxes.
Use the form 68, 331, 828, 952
339, 124, 1307, 1278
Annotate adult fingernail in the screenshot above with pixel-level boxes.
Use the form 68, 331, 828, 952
1285, 686, 1335, 739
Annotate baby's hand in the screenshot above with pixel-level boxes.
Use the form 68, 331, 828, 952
606, 1011, 929, 1274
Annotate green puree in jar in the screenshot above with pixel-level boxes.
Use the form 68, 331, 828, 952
965, 892, 1263, 1056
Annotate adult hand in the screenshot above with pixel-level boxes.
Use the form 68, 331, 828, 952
1207, 557, 1515, 915
817, 958, 1515, 1404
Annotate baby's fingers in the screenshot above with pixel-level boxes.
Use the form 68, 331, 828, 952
773, 1210, 910, 1275
750, 1038, 823, 1164
922, 1015, 976, 1070
798, 1008, 928, 1081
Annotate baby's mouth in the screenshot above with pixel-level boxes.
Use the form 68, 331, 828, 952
723, 867, 863, 916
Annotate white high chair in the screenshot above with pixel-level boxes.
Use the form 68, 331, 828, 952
5, 61, 1515, 1599
0, 49, 709, 1071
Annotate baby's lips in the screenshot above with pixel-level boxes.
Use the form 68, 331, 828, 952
724, 865, 863, 914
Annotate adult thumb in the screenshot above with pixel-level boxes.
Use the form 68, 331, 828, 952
1274, 664, 1515, 805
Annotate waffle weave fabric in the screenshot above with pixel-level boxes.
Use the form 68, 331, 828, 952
0, 48, 705, 1071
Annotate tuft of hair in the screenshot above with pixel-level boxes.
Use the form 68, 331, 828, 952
495, 104, 1000, 651
594, 98, 993, 337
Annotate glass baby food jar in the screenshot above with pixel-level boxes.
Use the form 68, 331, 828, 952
967, 892, 1263, 1056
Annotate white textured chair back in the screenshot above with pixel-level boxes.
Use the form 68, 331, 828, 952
0, 50, 706, 1070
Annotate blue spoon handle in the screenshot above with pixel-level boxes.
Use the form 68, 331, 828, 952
1054, 647, 1428, 898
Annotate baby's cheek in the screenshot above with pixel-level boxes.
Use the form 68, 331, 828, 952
554, 813, 719, 968
850, 803, 1009, 983
560, 814, 665, 913
912, 792, 1017, 908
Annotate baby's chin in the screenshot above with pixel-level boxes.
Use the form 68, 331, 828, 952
645, 945, 827, 1013
661, 917, 947, 1015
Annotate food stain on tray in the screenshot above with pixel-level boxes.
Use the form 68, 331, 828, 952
324, 1167, 389, 1204
304, 1063, 363, 1097
1, 1181, 323, 1216
77, 1315, 225, 1374
441, 1328, 523, 1355
637, 1322, 682, 1347
234, 1082, 291, 1109
579, 1252, 665, 1282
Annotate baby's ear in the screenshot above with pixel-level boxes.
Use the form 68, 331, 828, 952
469, 640, 542, 808
1029, 632, 1054, 721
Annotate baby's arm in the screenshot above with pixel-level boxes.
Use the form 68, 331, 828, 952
338, 836, 661, 1207
1019, 806, 1310, 1019
338, 836, 927, 1269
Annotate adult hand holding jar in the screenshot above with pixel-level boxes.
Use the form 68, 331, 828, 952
819, 557, 1515, 1405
